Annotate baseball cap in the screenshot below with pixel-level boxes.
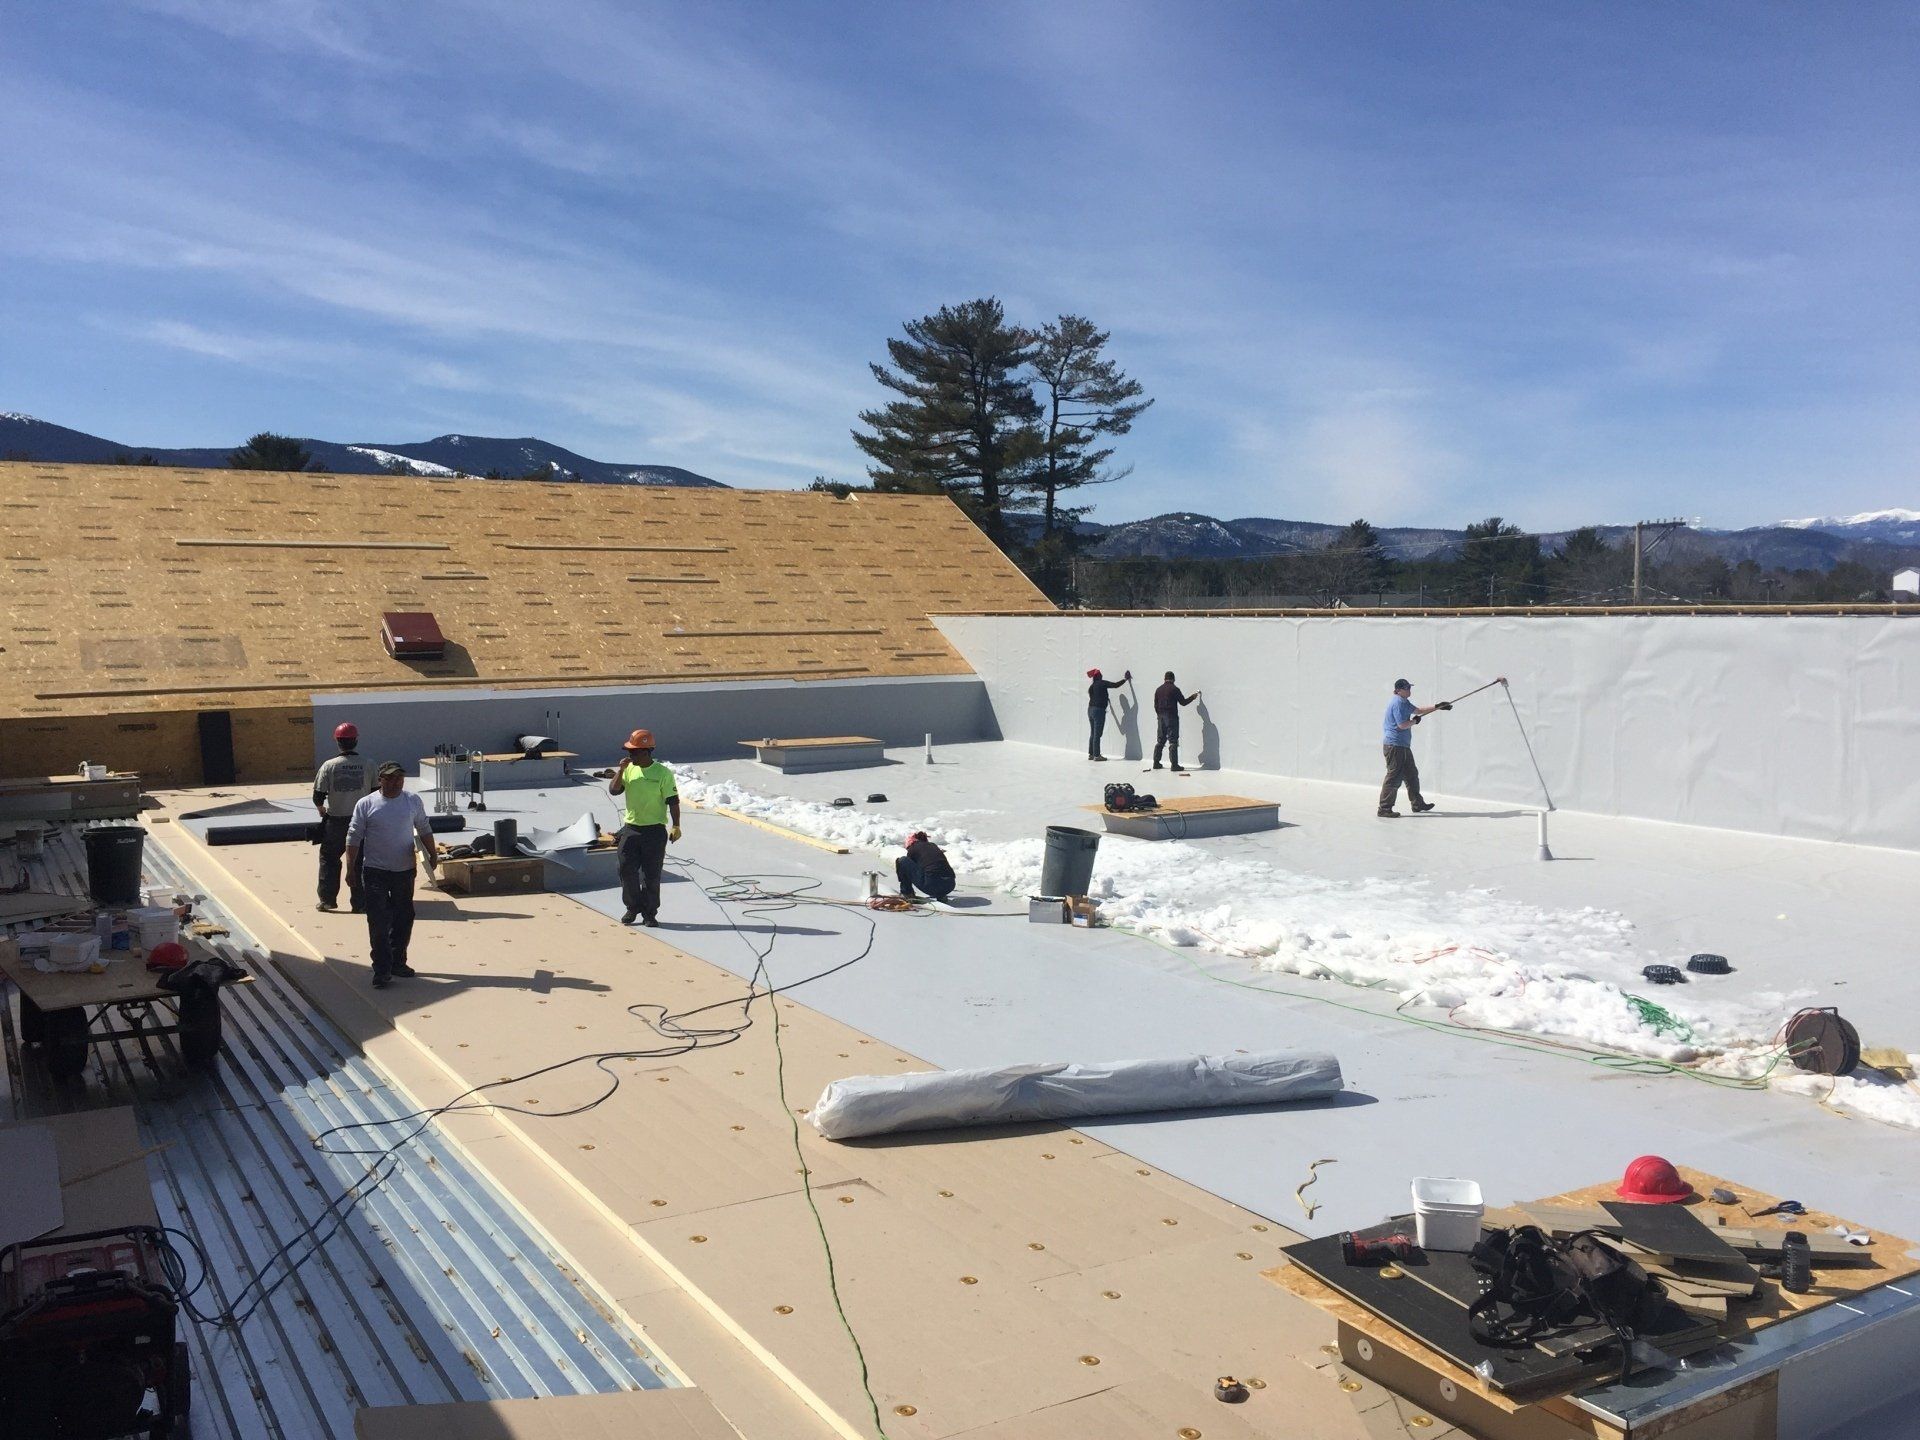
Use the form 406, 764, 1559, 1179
1393, 678, 1412, 690
377, 761, 406, 778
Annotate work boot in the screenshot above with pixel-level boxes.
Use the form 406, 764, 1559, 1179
1091, 754, 1107, 762
621, 909, 638, 925
1377, 810, 1400, 818
1411, 802, 1435, 813
1151, 762, 1164, 770
389, 962, 418, 978
316, 900, 337, 912
371, 972, 392, 990
642, 914, 659, 927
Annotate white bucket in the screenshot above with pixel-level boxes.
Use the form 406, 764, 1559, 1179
1411, 1176, 1485, 1252
131, 906, 180, 951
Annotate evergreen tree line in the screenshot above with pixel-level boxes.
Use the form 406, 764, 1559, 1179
1072, 518, 1901, 609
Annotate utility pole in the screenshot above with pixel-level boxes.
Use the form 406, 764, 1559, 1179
1631, 518, 1687, 603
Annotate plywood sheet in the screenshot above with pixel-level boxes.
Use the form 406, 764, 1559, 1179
0, 1125, 63, 1248
1083, 793, 1278, 817
0, 1107, 159, 1236
0, 463, 1053, 725
353, 1387, 741, 1439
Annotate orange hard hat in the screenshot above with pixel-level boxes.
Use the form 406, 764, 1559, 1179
1617, 1154, 1692, 1204
623, 728, 655, 750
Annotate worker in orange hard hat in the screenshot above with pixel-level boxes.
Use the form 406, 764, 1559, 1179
608, 728, 680, 927
313, 720, 374, 912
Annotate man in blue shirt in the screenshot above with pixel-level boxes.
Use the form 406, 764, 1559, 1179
1379, 678, 1449, 817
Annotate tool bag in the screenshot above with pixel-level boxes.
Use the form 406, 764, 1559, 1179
1103, 783, 1157, 812
1467, 1225, 1658, 1381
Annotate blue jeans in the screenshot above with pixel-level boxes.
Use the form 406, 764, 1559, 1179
362, 865, 416, 978
895, 855, 955, 901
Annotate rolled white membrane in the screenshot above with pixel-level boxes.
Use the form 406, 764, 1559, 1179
809, 1049, 1343, 1141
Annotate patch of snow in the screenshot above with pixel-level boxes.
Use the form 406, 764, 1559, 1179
346, 446, 457, 477
0, 412, 42, 423
1778, 508, 1920, 529
669, 766, 1920, 1130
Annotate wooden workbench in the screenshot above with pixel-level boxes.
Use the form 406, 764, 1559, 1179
738, 735, 886, 772
0, 934, 228, 1077
1266, 1166, 1920, 1439
1086, 793, 1281, 840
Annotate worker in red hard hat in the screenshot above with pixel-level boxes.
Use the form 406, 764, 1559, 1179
1085, 667, 1131, 761
608, 728, 680, 927
313, 720, 375, 912
895, 830, 956, 904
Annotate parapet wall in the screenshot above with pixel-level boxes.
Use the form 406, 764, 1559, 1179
312, 673, 997, 774
934, 612, 1920, 850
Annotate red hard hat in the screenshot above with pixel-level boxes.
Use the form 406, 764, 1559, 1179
1087, 668, 1102, 678
624, 728, 655, 750
334, 722, 359, 742
145, 941, 190, 972
1617, 1154, 1692, 1204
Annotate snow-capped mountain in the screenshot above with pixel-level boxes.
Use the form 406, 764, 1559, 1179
0, 414, 724, 488
1775, 509, 1920, 545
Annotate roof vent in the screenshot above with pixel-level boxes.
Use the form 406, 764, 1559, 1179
381, 611, 446, 661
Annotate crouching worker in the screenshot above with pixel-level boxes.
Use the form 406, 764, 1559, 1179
895, 830, 956, 903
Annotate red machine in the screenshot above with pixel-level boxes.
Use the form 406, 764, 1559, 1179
0, 1226, 190, 1438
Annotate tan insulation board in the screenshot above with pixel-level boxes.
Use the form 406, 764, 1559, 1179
0, 462, 1053, 722
151, 781, 1373, 1440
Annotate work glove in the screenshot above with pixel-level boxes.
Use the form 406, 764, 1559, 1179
1436, 701, 1453, 711
669, 825, 682, 843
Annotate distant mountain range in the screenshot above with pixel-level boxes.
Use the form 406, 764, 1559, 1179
5, 411, 1914, 572
1072, 511, 1920, 573
0, 413, 722, 487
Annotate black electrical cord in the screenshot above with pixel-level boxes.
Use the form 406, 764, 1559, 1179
165, 854, 887, 1337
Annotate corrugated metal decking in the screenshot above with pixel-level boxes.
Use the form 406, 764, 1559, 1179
1, 825, 676, 1439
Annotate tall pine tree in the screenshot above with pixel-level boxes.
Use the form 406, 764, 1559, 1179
852, 298, 1040, 535
1029, 315, 1151, 539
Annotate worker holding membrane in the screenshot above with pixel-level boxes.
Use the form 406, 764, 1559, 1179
345, 762, 440, 988
1085, 667, 1131, 761
1151, 671, 1200, 771
895, 830, 956, 904
609, 728, 681, 926
313, 720, 375, 912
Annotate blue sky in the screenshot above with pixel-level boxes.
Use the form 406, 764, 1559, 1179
3, 1, 1915, 528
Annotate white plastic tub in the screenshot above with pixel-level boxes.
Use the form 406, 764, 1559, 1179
1411, 1176, 1485, 1252
130, 906, 180, 951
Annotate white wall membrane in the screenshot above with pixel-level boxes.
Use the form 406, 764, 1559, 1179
934, 614, 1920, 850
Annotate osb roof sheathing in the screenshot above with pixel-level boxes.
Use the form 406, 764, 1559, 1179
0, 463, 1051, 720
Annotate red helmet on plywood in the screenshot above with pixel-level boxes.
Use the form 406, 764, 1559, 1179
1617, 1155, 1692, 1204
145, 941, 190, 973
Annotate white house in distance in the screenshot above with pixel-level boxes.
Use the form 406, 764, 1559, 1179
1895, 567, 1920, 597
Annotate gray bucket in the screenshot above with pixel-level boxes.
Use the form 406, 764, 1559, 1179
1040, 825, 1100, 897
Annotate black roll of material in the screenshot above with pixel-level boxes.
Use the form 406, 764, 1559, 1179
493, 817, 518, 855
